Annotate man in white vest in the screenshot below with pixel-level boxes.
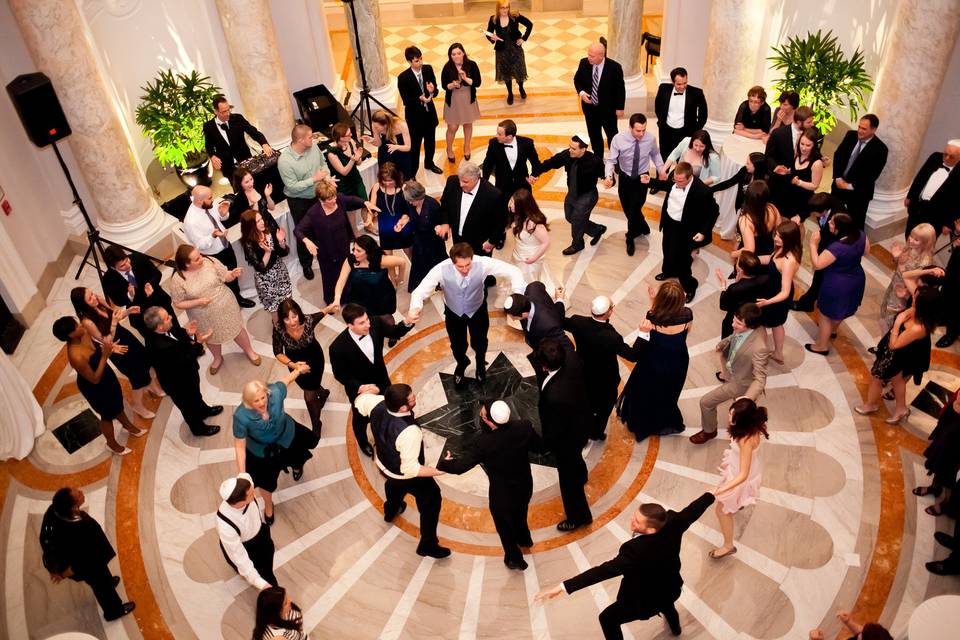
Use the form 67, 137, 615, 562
409, 242, 526, 386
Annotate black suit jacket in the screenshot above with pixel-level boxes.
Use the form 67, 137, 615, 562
564, 492, 715, 609
520, 282, 567, 350
907, 152, 960, 229
659, 177, 719, 248
437, 418, 540, 498
832, 131, 888, 201
440, 177, 506, 253
329, 316, 412, 401
481, 135, 541, 196
764, 124, 797, 170
573, 57, 625, 114
202, 113, 268, 176
538, 363, 590, 452
144, 327, 200, 390
40, 508, 116, 578
397, 65, 439, 128
102, 255, 172, 334
441, 60, 482, 106
654, 84, 708, 134
563, 315, 641, 390
535, 150, 604, 198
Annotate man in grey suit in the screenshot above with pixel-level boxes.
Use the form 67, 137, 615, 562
690, 303, 770, 444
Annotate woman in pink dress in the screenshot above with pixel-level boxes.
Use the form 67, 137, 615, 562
710, 397, 768, 559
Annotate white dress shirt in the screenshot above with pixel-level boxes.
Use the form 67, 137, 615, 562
791, 124, 801, 153
920, 166, 951, 201
216, 118, 230, 146
504, 140, 518, 170
666, 184, 689, 222
579, 59, 605, 101
458, 185, 478, 236
354, 393, 423, 478
409, 256, 527, 315
183, 202, 230, 255
216, 495, 270, 590
667, 91, 686, 128
349, 328, 375, 363
541, 368, 559, 390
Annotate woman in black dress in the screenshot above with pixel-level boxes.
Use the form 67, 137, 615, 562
731, 180, 780, 263
756, 220, 802, 364
71, 286, 161, 419
402, 180, 448, 292
914, 389, 960, 517
712, 152, 769, 214
364, 110, 412, 180
485, 1, 533, 104
52, 316, 144, 455
617, 280, 693, 441
332, 235, 404, 318
229, 167, 276, 227
240, 208, 291, 321
325, 123, 367, 199
770, 129, 823, 223
272, 298, 331, 436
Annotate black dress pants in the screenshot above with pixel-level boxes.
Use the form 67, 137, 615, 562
617, 174, 651, 237
384, 476, 442, 551
166, 374, 214, 433
408, 120, 437, 175
598, 600, 678, 640
564, 190, 602, 248
286, 196, 317, 267
660, 216, 698, 295
583, 105, 618, 154
489, 485, 532, 564
220, 525, 278, 587
444, 304, 490, 372
586, 381, 619, 439
942, 248, 960, 337
832, 186, 869, 229
73, 563, 124, 618
555, 442, 591, 524
657, 124, 686, 160
209, 245, 245, 301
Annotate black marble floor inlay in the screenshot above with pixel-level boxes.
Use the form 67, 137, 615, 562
51, 409, 103, 454
418, 352, 556, 468
911, 380, 957, 418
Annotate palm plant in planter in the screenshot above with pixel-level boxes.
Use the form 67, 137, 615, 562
135, 69, 222, 186
768, 30, 873, 134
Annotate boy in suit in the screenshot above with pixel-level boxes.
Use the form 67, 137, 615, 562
101, 246, 178, 339
654, 67, 708, 159
831, 114, 888, 229
481, 118, 541, 197
573, 42, 625, 153
202, 95, 272, 184
397, 46, 443, 176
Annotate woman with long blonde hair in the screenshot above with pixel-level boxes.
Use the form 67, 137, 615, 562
879, 222, 935, 333
364, 109, 412, 179
484, 0, 533, 104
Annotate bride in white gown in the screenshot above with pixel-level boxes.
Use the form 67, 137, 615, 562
0, 349, 44, 460
508, 189, 551, 283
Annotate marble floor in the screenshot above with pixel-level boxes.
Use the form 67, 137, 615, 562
3, 18, 960, 640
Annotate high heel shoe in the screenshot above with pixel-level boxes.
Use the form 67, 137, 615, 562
247, 355, 262, 366
885, 409, 911, 424
854, 406, 878, 415
133, 406, 156, 420
128, 426, 148, 438
447, 155, 456, 163
111, 446, 133, 456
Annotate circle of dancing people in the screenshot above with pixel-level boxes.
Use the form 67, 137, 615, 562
42, 14, 960, 637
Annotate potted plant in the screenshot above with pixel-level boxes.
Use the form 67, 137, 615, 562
768, 30, 874, 134
135, 69, 222, 187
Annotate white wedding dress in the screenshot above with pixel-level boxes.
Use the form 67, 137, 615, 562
0, 350, 44, 460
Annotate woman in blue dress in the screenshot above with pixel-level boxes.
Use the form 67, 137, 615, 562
365, 162, 414, 285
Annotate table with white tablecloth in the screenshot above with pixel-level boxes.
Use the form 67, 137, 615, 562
713, 135, 765, 240
908, 594, 960, 639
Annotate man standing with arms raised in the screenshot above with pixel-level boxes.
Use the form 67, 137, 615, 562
278, 123, 330, 280
573, 42, 625, 154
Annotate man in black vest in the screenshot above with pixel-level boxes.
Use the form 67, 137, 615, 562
202, 95, 272, 184
439, 401, 540, 570
40, 487, 136, 621
329, 304, 416, 457
215, 473, 277, 590
101, 245, 178, 339
397, 46, 443, 176
142, 306, 221, 437
481, 119, 542, 198
355, 384, 450, 559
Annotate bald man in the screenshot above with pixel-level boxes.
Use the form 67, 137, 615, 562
573, 42, 625, 154
182, 185, 254, 307
905, 139, 960, 238
277, 123, 330, 279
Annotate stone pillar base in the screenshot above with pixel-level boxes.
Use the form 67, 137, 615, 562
704, 119, 734, 147
98, 201, 178, 254
347, 82, 398, 111
865, 188, 909, 240
623, 74, 647, 99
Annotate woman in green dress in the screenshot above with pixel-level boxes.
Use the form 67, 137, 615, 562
324, 122, 367, 200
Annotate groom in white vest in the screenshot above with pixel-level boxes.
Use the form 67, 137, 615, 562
409, 243, 527, 386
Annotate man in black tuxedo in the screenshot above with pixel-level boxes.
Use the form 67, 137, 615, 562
503, 282, 570, 352
573, 42, 625, 153
439, 400, 540, 570
765, 105, 813, 173
440, 161, 507, 259
329, 303, 416, 457
202, 95, 272, 184
101, 246, 178, 339
654, 67, 708, 159
537, 339, 592, 531
656, 162, 720, 302
535, 492, 716, 639
481, 119, 542, 198
935, 213, 960, 348
397, 46, 443, 177
563, 295, 641, 441
792, 193, 843, 312
904, 139, 960, 237
719, 251, 776, 336
534, 134, 607, 255
142, 307, 220, 437
831, 114, 888, 229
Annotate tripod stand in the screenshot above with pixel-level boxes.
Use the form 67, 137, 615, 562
342, 0, 396, 138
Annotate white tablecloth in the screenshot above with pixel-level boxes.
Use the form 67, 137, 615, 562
714, 135, 765, 240
0, 350, 44, 460
908, 595, 960, 639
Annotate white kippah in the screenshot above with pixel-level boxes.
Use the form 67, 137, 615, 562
573, 132, 590, 146
219, 472, 253, 501
503, 297, 514, 310
490, 400, 511, 424
591, 296, 611, 316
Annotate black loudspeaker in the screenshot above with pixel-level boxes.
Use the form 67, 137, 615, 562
5, 72, 71, 148
293, 83, 350, 137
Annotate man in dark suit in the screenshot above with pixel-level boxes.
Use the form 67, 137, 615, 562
535, 491, 717, 638
719, 250, 776, 336
329, 303, 416, 457
440, 161, 507, 259
935, 213, 960, 348
202, 95, 272, 184
656, 162, 720, 302
765, 105, 813, 173
503, 282, 570, 352
904, 139, 960, 237
537, 339, 592, 531
481, 119, 542, 198
831, 114, 888, 229
563, 295, 641, 441
654, 67, 708, 159
439, 400, 540, 570
534, 134, 607, 255
101, 246, 178, 339
573, 42, 625, 153
397, 46, 443, 177
792, 193, 843, 312
142, 307, 220, 437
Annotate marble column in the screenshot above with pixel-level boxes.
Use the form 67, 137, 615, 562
215, 0, 296, 148
654, 0, 711, 86
865, 0, 960, 232
607, 0, 646, 98
341, 0, 396, 110
701, 0, 768, 145
8, 0, 172, 250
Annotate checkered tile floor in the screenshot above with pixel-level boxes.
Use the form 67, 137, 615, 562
383, 17, 608, 91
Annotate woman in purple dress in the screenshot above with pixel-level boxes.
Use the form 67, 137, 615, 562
805, 213, 868, 355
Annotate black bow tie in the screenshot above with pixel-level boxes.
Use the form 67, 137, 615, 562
503, 144, 513, 148
944, 165, 953, 172
674, 92, 684, 96
219, 122, 229, 131
358, 334, 366, 340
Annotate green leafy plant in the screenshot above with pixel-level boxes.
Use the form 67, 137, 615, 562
135, 70, 222, 169
768, 30, 873, 133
